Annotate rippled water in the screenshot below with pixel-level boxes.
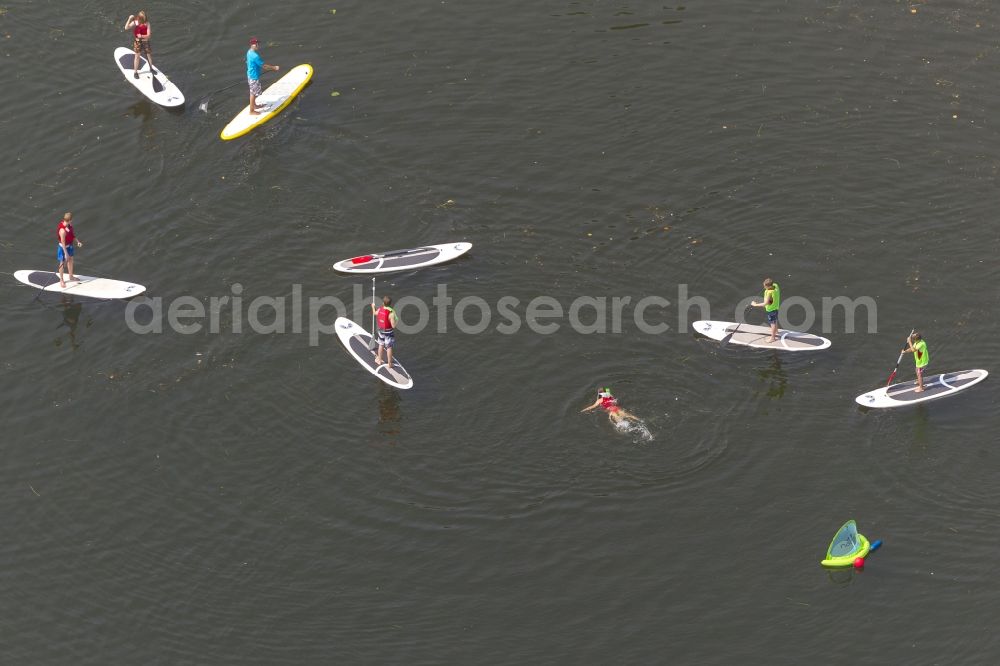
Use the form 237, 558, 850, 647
3, 0, 1000, 663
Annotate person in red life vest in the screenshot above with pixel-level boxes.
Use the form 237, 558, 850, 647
123, 11, 154, 80
580, 387, 639, 425
56, 211, 83, 289
370, 295, 398, 368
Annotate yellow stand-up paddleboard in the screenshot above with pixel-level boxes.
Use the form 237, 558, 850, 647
220, 64, 313, 140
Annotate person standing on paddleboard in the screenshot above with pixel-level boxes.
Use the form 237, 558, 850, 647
901, 331, 930, 392
247, 37, 279, 115
56, 212, 83, 289
751, 278, 781, 343
124, 11, 154, 79
371, 296, 398, 369
581, 387, 639, 425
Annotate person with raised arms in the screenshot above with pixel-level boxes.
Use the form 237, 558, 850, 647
370, 295, 398, 369
581, 387, 639, 425
751, 277, 781, 343
246, 37, 280, 115
123, 11, 154, 79
901, 331, 930, 392
56, 212, 83, 289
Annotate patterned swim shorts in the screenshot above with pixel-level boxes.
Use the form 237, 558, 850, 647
133, 38, 151, 55
248, 78, 262, 96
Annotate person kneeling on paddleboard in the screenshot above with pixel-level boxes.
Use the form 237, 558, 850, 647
581, 387, 639, 425
371, 296, 398, 369
247, 37, 279, 115
751, 277, 781, 343
124, 11, 154, 79
901, 331, 930, 392
56, 212, 83, 289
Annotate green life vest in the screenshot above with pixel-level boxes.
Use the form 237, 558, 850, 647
764, 283, 781, 313
914, 339, 929, 368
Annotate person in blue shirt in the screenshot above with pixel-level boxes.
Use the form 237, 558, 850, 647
246, 37, 280, 115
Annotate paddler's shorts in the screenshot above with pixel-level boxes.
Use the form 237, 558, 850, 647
248, 77, 262, 97
766, 310, 778, 324
57, 244, 74, 261
133, 38, 151, 55
376, 329, 395, 348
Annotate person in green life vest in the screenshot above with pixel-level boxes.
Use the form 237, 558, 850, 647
750, 278, 781, 343
901, 331, 930, 392
370, 295, 398, 369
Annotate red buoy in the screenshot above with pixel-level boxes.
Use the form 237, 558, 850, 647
853, 557, 865, 570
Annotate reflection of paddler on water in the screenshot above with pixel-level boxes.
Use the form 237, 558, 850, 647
580, 387, 639, 425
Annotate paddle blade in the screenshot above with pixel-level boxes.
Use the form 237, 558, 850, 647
719, 325, 740, 347
151, 71, 164, 93
885, 369, 898, 387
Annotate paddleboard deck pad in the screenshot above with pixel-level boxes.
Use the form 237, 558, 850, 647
114, 47, 184, 107
693, 320, 832, 351
334, 317, 413, 389
333, 242, 472, 274
14, 270, 146, 299
855, 369, 988, 408
220, 64, 313, 140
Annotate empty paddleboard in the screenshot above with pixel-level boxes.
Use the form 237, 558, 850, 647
220, 64, 313, 140
113, 47, 184, 107
855, 369, 988, 408
333, 242, 472, 274
15, 270, 146, 299
693, 320, 831, 351
334, 317, 413, 389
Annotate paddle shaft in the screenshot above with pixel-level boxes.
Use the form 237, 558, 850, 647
137, 39, 163, 92
885, 329, 916, 386
720, 302, 752, 347
198, 62, 281, 110
368, 276, 378, 351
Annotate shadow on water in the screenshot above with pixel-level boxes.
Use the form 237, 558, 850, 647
127, 100, 155, 123
825, 567, 858, 587
377, 384, 402, 440
756, 353, 788, 399
52, 296, 88, 350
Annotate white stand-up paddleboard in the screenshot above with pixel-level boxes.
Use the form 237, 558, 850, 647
220, 64, 313, 140
855, 369, 988, 408
693, 320, 831, 351
333, 242, 472, 274
335, 317, 413, 390
14, 270, 146, 299
113, 47, 184, 107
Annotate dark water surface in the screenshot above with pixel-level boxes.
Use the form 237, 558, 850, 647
3, 0, 1000, 663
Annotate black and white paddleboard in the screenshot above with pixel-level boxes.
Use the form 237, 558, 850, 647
14, 270, 146, 299
693, 320, 832, 351
855, 369, 988, 408
334, 317, 413, 389
114, 46, 184, 107
333, 242, 472, 274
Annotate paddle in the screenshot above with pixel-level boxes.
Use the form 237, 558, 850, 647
720, 302, 752, 347
368, 276, 379, 351
138, 41, 163, 94
197, 80, 244, 113
885, 329, 915, 386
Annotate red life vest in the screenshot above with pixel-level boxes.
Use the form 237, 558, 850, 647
377, 306, 395, 331
134, 23, 148, 39
57, 220, 75, 245
600, 396, 618, 410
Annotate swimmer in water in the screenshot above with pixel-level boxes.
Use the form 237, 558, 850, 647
580, 387, 639, 425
